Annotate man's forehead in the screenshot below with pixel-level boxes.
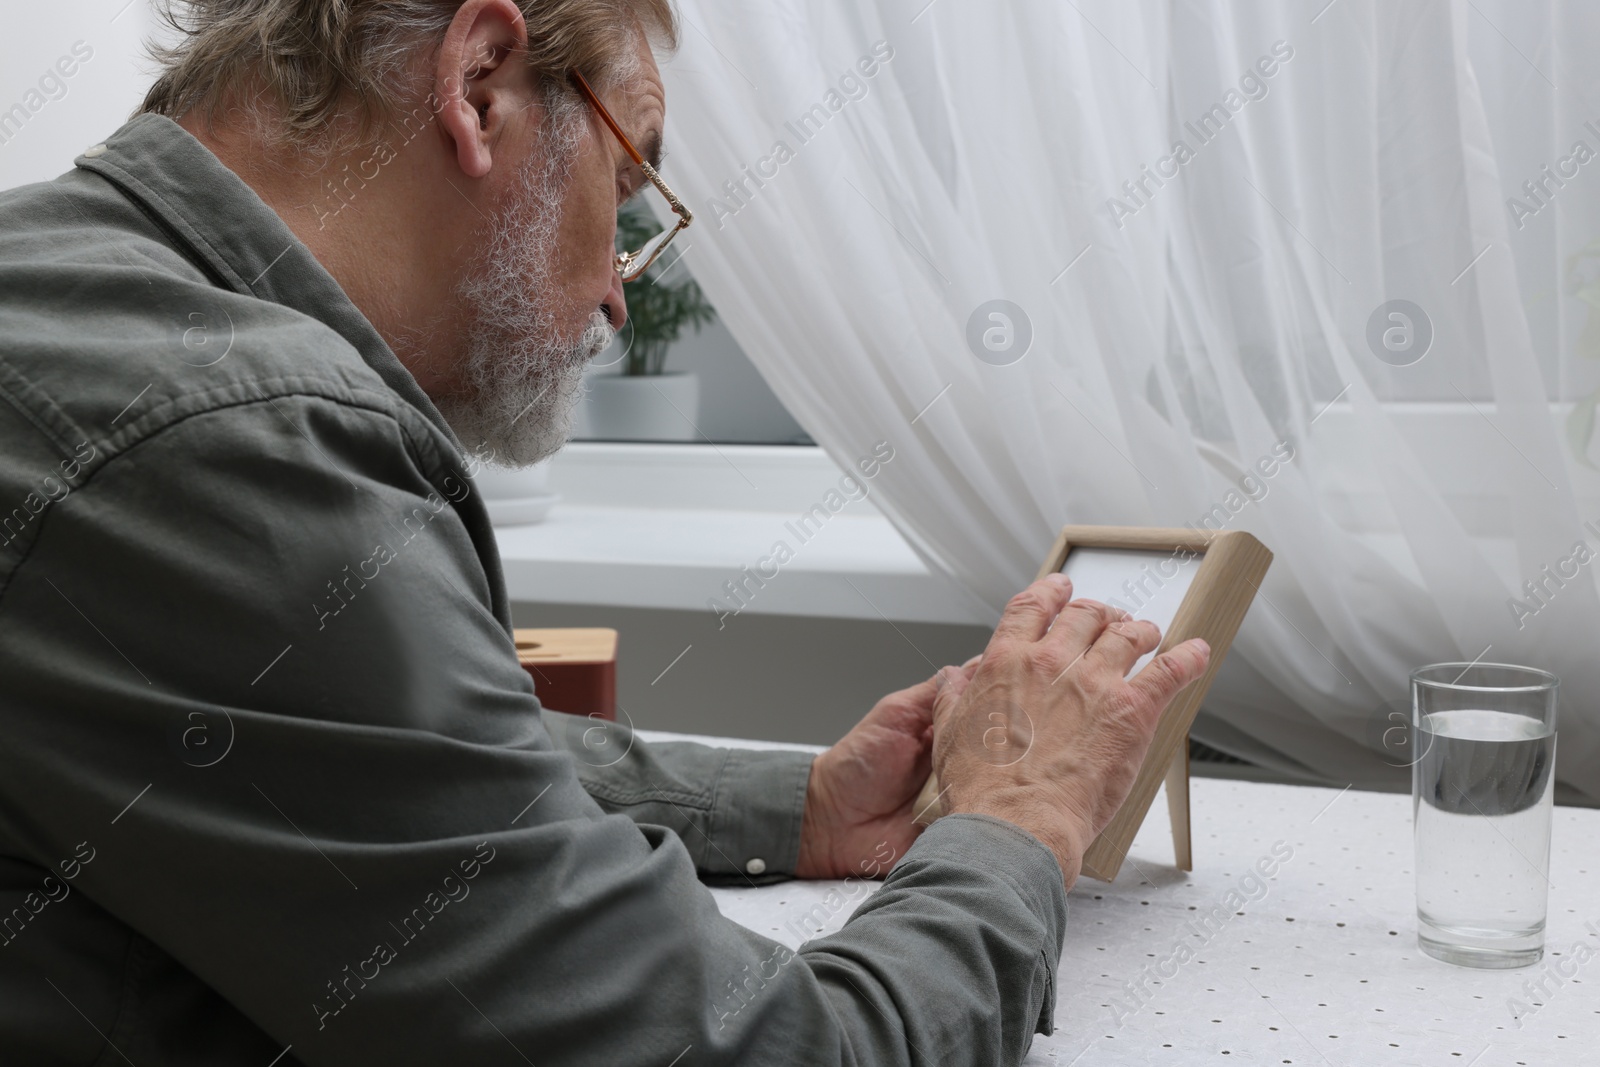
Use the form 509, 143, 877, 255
611, 50, 666, 168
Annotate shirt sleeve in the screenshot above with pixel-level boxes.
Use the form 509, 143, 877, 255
537, 707, 815, 884
0, 390, 1067, 1066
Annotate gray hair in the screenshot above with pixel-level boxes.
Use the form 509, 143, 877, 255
139, 0, 675, 155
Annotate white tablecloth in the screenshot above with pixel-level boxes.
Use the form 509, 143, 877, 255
640, 730, 1600, 1065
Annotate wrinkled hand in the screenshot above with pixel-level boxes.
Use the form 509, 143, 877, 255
795, 658, 980, 880
930, 573, 1210, 887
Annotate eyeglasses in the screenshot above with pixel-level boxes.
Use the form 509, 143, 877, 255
569, 69, 693, 283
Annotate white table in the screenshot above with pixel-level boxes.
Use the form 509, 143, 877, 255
643, 730, 1600, 1066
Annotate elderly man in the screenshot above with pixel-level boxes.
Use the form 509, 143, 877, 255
0, 1, 1208, 1064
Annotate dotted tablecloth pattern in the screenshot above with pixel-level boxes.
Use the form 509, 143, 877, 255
706, 776, 1599, 1066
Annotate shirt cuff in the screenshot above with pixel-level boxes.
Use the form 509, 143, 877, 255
700, 747, 815, 886
900, 813, 1068, 1035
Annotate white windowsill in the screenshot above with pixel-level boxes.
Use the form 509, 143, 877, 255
491, 443, 988, 625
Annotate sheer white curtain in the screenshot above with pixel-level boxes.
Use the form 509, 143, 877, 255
652, 0, 1600, 799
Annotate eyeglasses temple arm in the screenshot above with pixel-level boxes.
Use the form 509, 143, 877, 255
569, 70, 645, 167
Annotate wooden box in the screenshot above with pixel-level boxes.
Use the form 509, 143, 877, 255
514, 628, 618, 721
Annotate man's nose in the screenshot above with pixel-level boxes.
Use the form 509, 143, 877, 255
602, 270, 627, 331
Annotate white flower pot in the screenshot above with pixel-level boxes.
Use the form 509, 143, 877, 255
585, 372, 701, 442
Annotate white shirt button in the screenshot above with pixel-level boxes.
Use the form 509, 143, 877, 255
745, 857, 767, 876
82, 144, 108, 158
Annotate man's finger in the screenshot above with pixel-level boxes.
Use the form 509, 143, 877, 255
932, 654, 982, 688
929, 665, 972, 731
989, 574, 1073, 644
1080, 618, 1163, 681
1127, 638, 1211, 709
1037, 597, 1125, 668
893, 679, 939, 727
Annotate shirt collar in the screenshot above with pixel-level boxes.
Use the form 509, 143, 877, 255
74, 112, 464, 452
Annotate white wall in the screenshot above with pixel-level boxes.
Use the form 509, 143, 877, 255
0, 1, 166, 191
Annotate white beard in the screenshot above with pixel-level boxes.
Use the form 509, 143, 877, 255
434, 115, 614, 467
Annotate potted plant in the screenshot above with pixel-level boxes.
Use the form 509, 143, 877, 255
584, 202, 718, 441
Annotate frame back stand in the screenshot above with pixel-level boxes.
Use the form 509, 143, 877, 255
1165, 745, 1193, 872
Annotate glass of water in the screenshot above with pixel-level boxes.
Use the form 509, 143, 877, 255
1411, 662, 1558, 968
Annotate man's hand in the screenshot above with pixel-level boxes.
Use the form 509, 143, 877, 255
795, 659, 979, 879
931, 572, 1210, 889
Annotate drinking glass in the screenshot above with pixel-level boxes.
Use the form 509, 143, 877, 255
1411, 662, 1558, 968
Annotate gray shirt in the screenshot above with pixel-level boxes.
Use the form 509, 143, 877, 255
0, 113, 1067, 1066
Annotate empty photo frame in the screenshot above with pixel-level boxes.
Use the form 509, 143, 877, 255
915, 526, 1273, 882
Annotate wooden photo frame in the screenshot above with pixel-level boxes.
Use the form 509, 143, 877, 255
914, 526, 1272, 882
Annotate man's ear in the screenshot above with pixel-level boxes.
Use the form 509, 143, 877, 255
433, 0, 529, 179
